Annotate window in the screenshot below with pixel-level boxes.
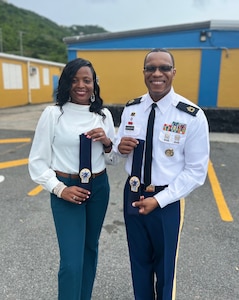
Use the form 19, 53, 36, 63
2, 63, 23, 89
43, 67, 50, 85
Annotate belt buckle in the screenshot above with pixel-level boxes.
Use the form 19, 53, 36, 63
145, 184, 155, 192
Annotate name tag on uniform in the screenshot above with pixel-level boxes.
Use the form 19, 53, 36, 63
125, 125, 134, 131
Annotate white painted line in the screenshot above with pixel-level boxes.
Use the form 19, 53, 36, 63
0, 175, 5, 183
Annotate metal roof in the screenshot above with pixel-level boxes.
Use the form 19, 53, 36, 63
0, 52, 65, 67
63, 20, 239, 44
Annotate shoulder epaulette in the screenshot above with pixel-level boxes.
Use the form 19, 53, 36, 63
176, 101, 199, 116
126, 97, 142, 107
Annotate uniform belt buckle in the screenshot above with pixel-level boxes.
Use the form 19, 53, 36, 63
145, 184, 155, 192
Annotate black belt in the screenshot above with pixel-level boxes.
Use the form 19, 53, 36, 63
141, 184, 168, 193
127, 176, 167, 193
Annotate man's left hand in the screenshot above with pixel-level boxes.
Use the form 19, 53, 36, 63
132, 196, 160, 214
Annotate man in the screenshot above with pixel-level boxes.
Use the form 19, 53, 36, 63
114, 48, 210, 300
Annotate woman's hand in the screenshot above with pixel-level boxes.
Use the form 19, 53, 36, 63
61, 186, 91, 204
85, 128, 112, 152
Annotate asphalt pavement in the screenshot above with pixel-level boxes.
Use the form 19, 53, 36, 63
0, 103, 239, 300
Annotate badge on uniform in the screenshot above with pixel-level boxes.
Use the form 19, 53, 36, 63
129, 176, 140, 192
79, 168, 91, 183
165, 148, 174, 157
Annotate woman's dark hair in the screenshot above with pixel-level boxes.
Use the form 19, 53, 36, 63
56, 58, 105, 117
144, 48, 175, 67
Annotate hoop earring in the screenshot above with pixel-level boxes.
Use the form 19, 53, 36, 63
90, 93, 95, 103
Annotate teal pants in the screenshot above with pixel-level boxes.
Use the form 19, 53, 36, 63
50, 172, 109, 300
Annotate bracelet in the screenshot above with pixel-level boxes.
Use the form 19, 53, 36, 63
53, 182, 67, 198
103, 141, 113, 149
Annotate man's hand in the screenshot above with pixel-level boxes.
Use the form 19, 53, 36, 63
118, 137, 139, 154
133, 196, 159, 214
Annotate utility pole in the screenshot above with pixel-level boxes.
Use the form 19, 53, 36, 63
19, 31, 25, 56
0, 28, 3, 52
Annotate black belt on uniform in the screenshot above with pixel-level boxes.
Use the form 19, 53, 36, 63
127, 176, 168, 193
140, 183, 168, 193
55, 169, 106, 179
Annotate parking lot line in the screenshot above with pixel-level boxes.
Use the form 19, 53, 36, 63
0, 158, 28, 169
208, 160, 233, 222
28, 185, 43, 196
0, 138, 31, 143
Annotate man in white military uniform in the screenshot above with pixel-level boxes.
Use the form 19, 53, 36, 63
114, 48, 210, 300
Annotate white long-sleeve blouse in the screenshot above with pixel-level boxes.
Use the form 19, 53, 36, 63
28, 102, 115, 193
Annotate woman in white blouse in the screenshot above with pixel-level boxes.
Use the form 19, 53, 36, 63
28, 58, 116, 300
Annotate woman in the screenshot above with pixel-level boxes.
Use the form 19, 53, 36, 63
28, 58, 116, 300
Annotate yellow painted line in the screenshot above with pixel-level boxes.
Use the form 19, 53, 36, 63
28, 185, 43, 196
0, 138, 31, 144
172, 198, 185, 300
208, 160, 233, 222
0, 158, 28, 169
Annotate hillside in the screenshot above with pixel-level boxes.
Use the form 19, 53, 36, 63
0, 1, 108, 63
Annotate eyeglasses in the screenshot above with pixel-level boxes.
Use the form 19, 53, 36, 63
144, 65, 173, 73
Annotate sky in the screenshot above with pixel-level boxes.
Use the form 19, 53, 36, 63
8, 0, 239, 33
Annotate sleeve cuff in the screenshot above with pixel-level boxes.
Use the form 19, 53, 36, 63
153, 188, 174, 208
45, 176, 61, 193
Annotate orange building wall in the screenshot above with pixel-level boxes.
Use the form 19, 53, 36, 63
0, 58, 29, 107
217, 49, 239, 108
77, 49, 201, 105
0, 55, 64, 108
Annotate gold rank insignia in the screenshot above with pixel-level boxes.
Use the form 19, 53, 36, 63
187, 106, 195, 113
126, 97, 142, 107
127, 99, 134, 105
176, 101, 199, 116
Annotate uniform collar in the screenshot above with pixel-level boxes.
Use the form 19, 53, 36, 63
143, 87, 175, 114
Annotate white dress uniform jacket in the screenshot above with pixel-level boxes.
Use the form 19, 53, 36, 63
114, 88, 210, 208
